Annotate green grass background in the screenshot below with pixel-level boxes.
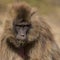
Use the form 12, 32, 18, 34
0, 0, 59, 15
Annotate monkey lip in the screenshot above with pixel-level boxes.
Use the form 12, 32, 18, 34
16, 39, 27, 44
17, 39, 27, 42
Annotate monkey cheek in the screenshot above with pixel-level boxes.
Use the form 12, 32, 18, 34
7, 37, 27, 47
7, 39, 25, 47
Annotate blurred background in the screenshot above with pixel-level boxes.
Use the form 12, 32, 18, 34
0, 0, 60, 47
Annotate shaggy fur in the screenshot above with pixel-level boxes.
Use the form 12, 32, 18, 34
0, 2, 60, 60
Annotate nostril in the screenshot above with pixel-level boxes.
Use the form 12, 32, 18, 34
16, 34, 26, 40
17, 39, 20, 41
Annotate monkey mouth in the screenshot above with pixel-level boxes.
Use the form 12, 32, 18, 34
11, 39, 26, 47
6, 37, 26, 48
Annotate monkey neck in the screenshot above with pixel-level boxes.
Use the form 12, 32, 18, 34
17, 47, 26, 59
16, 40, 37, 59
7, 39, 37, 59
7, 41, 29, 59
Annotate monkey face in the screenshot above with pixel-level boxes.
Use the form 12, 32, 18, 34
12, 19, 31, 47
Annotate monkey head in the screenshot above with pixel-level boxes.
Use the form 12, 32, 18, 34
6, 3, 40, 48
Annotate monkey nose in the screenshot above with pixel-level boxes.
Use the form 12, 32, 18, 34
21, 36, 26, 40
16, 34, 26, 40
21, 34, 25, 37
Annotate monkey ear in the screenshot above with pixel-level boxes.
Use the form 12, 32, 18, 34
31, 8, 38, 16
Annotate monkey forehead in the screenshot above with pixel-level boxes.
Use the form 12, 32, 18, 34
8, 2, 31, 15
12, 2, 31, 11
7, 2, 31, 19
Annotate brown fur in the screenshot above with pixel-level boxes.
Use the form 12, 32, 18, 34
0, 2, 60, 60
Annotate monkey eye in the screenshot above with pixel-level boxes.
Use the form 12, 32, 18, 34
16, 24, 31, 27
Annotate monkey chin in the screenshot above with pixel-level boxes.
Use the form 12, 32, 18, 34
13, 40, 26, 48
6, 36, 26, 48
